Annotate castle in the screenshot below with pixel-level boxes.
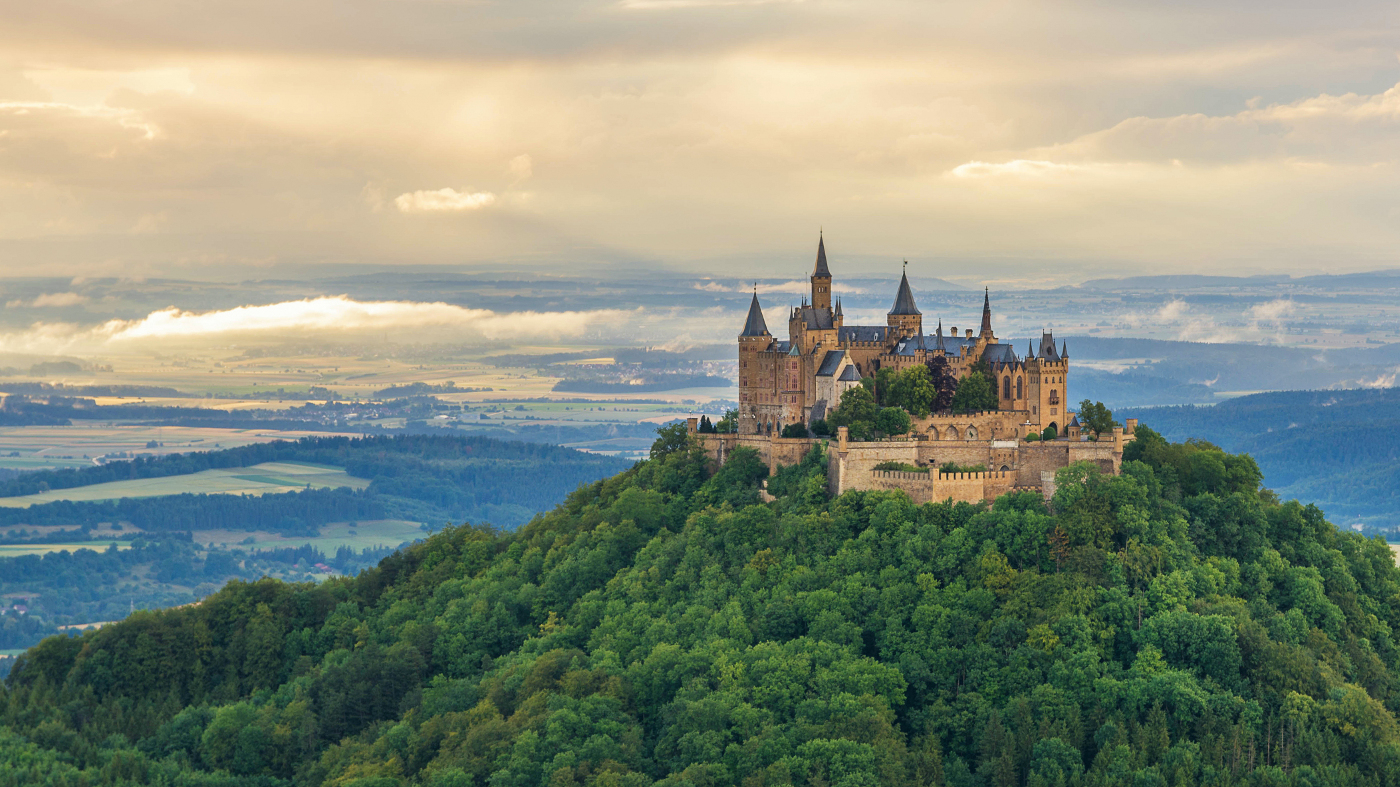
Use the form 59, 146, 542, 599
695, 235, 1135, 503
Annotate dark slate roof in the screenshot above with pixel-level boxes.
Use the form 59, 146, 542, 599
816, 349, 846, 377
889, 271, 921, 315
839, 325, 887, 343
1069, 415, 1080, 427
980, 288, 993, 335
804, 307, 835, 330
813, 235, 831, 278
771, 340, 791, 354
838, 365, 862, 382
1038, 332, 1059, 361
740, 293, 769, 337
788, 343, 801, 356
983, 344, 1018, 365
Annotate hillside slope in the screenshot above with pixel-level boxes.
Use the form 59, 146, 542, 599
3, 424, 1400, 786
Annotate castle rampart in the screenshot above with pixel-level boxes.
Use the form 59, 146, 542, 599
689, 417, 1137, 505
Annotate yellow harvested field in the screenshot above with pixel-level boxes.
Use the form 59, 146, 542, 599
0, 461, 368, 508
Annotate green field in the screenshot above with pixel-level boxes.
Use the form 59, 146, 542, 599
0, 541, 131, 557
194, 520, 424, 553
0, 461, 368, 508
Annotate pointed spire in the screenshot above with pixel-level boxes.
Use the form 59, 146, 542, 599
980, 287, 993, 336
813, 232, 831, 278
889, 264, 921, 315
740, 291, 770, 337
1061, 340, 1068, 359
834, 297, 842, 316
1027, 340, 1035, 360
935, 319, 947, 352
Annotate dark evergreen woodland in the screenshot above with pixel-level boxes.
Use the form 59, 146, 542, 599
3, 424, 1400, 786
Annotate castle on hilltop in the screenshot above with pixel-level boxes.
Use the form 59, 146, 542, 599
695, 235, 1136, 503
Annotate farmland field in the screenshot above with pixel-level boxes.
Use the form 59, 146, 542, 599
0, 461, 368, 508
194, 519, 425, 553
0, 424, 358, 471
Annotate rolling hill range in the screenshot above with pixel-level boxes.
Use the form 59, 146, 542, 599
1121, 388, 1400, 530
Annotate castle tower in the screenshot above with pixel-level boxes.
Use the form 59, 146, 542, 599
738, 292, 772, 434
887, 263, 923, 339
811, 233, 832, 311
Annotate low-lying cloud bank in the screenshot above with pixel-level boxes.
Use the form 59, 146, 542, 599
0, 296, 635, 355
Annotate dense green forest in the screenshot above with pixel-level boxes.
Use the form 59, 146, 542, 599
3, 423, 1400, 785
1121, 388, 1400, 531
0, 434, 631, 531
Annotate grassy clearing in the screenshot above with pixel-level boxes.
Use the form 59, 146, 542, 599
0, 542, 131, 557
0, 461, 369, 508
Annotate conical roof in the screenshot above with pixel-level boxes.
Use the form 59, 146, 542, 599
889, 269, 920, 315
1061, 340, 1069, 359
980, 287, 993, 335
740, 293, 770, 337
813, 234, 831, 278
935, 319, 947, 352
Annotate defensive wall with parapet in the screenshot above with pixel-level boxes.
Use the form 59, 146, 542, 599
690, 417, 1137, 505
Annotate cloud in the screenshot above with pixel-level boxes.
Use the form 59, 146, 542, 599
694, 280, 866, 295
1248, 299, 1294, 322
0, 297, 633, 355
394, 188, 498, 213
949, 160, 1086, 179
5, 292, 89, 308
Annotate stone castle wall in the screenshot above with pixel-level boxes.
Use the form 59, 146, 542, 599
690, 417, 1136, 505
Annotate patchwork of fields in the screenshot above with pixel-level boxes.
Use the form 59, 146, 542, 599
0, 461, 368, 508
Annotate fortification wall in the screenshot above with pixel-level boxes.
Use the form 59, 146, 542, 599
864, 469, 1016, 504
693, 429, 818, 474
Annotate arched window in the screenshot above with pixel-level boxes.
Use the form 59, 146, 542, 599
1003, 376, 1011, 399
967, 426, 978, 440
1016, 376, 1023, 399
946, 426, 959, 440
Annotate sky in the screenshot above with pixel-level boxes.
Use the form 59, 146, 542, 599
3, 0, 1400, 284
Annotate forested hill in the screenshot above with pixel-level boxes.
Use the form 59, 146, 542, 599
6, 425, 1400, 786
1121, 388, 1400, 530
0, 434, 632, 530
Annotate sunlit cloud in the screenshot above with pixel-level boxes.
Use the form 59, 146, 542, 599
394, 188, 498, 213
0, 297, 633, 355
949, 160, 1085, 179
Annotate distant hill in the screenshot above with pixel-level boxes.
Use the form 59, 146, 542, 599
1121, 387, 1400, 530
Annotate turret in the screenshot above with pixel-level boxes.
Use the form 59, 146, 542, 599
740, 292, 770, 339
980, 287, 994, 339
887, 262, 923, 338
811, 233, 832, 311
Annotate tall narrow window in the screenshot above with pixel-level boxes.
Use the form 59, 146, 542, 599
1016, 377, 1023, 399
1002, 376, 1011, 399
